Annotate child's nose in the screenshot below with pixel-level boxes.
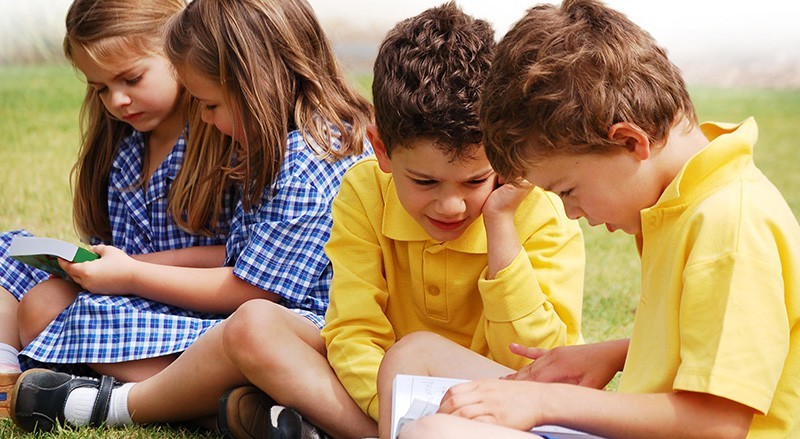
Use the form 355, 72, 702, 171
564, 201, 584, 220
200, 109, 213, 125
436, 194, 466, 217
110, 90, 131, 109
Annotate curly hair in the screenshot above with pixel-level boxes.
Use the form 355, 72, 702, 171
372, 1, 495, 160
481, 0, 696, 181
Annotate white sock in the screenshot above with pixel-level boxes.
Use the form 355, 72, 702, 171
64, 382, 134, 427
106, 382, 134, 426
0, 343, 21, 371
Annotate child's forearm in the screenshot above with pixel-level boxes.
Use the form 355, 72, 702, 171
441, 380, 753, 438
128, 262, 278, 314
131, 245, 226, 268
539, 385, 753, 439
484, 212, 522, 279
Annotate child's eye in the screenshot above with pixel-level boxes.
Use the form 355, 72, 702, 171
94, 86, 108, 94
468, 178, 490, 185
558, 188, 573, 198
125, 75, 142, 85
205, 104, 217, 110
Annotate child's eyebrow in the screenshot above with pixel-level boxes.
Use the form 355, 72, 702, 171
407, 167, 494, 182
406, 170, 438, 180
85, 67, 138, 87
111, 67, 139, 81
465, 168, 496, 181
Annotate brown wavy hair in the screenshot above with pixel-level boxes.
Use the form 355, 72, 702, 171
372, 1, 494, 160
164, 0, 373, 233
64, 0, 187, 243
481, 0, 696, 182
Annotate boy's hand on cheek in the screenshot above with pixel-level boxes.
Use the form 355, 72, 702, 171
482, 179, 533, 221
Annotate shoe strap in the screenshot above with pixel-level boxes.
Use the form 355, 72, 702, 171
89, 375, 115, 427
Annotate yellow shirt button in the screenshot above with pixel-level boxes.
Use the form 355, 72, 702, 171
427, 285, 440, 296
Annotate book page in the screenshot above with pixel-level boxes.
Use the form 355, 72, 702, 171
390, 375, 466, 439
391, 374, 606, 439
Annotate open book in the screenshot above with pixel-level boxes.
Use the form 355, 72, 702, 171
391, 374, 605, 439
8, 236, 98, 279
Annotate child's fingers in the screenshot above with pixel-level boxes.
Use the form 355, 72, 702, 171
509, 343, 548, 360
438, 381, 480, 414
57, 258, 72, 271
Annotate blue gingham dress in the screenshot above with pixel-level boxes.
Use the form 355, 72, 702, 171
17, 129, 233, 369
20, 128, 371, 367
225, 129, 372, 328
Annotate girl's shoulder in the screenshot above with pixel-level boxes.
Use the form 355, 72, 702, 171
281, 129, 373, 181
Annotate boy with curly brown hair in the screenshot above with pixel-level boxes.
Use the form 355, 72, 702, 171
321, 2, 586, 437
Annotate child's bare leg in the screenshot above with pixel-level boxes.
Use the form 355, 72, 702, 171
0, 287, 21, 416
127, 320, 248, 423
377, 331, 513, 439
401, 413, 541, 439
0, 288, 21, 350
17, 278, 81, 346
224, 299, 378, 438
90, 354, 179, 382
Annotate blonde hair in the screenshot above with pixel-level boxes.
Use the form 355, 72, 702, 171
64, 0, 187, 242
481, 0, 696, 182
165, 0, 373, 233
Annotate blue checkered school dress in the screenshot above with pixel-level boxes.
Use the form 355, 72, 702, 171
19, 128, 371, 367
0, 129, 230, 300
225, 129, 372, 328
16, 129, 233, 369
0, 230, 52, 299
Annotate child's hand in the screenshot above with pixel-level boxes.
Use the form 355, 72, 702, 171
437, 378, 542, 430
481, 178, 533, 220
58, 244, 137, 295
505, 341, 627, 389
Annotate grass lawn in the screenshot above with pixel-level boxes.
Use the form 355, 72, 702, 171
1, 64, 799, 438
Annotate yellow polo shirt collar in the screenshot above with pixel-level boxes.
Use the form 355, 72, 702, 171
654, 117, 758, 209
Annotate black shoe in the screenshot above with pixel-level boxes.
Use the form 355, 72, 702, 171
218, 386, 330, 439
10, 368, 120, 432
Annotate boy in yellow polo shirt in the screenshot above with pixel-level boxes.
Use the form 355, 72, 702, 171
321, 2, 585, 437
401, 1, 800, 438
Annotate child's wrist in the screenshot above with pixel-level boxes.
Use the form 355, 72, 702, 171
482, 209, 515, 228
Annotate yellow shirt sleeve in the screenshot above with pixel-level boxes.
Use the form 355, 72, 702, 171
322, 164, 393, 420
471, 191, 585, 368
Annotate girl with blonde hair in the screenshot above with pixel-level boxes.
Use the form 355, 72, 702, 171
11, 0, 374, 437
0, 0, 234, 416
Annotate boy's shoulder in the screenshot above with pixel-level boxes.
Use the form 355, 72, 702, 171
338, 156, 394, 207
341, 155, 386, 188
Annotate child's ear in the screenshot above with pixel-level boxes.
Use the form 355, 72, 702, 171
367, 124, 392, 173
608, 122, 651, 160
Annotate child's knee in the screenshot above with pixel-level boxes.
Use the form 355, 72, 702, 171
381, 331, 447, 377
18, 286, 70, 344
223, 299, 283, 362
390, 331, 448, 359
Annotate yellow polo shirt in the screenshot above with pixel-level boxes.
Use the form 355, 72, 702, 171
322, 157, 585, 420
619, 119, 800, 437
